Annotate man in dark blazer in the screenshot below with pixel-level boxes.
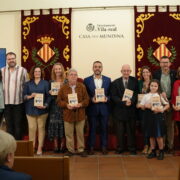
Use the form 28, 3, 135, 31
153, 56, 176, 153
111, 64, 138, 155
84, 61, 111, 155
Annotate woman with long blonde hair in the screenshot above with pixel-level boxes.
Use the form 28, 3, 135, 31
48, 62, 66, 153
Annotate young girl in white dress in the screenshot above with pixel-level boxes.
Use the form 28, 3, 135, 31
139, 79, 169, 160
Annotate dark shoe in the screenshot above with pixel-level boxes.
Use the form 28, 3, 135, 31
115, 149, 124, 154
147, 151, 156, 159
59, 147, 66, 153
166, 148, 174, 154
88, 147, 94, 155
157, 150, 164, 160
78, 151, 88, 157
102, 147, 108, 155
65, 151, 74, 157
54, 148, 60, 153
130, 150, 137, 155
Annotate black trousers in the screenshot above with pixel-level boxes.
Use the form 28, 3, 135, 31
4, 104, 24, 140
116, 118, 136, 151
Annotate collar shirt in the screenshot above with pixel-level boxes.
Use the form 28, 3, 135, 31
140, 93, 168, 106
1, 65, 28, 105
70, 85, 76, 93
94, 75, 102, 89
160, 73, 171, 99
122, 78, 128, 88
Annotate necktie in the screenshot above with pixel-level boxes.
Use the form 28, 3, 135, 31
125, 80, 128, 88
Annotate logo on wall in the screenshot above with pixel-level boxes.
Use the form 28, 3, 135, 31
79, 23, 124, 39
147, 36, 176, 66
86, 23, 95, 32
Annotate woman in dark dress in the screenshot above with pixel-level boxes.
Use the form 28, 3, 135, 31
137, 66, 152, 154
48, 63, 66, 153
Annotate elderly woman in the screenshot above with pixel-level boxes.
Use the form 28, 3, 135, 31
0, 130, 31, 179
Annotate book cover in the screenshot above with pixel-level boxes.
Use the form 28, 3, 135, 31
34, 93, 44, 107
122, 89, 133, 101
51, 82, 61, 95
176, 96, 180, 107
151, 96, 163, 111
68, 93, 78, 105
95, 88, 105, 102
137, 94, 145, 104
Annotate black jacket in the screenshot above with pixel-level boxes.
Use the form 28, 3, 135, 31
110, 76, 138, 121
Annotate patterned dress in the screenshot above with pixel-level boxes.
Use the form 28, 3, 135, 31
48, 80, 64, 140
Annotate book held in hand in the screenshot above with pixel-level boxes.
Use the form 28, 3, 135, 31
95, 88, 105, 102
68, 93, 78, 105
151, 96, 162, 110
122, 89, 133, 101
137, 94, 145, 104
34, 93, 44, 107
176, 96, 180, 107
51, 82, 61, 95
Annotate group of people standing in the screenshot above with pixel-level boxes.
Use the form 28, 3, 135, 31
0, 52, 180, 160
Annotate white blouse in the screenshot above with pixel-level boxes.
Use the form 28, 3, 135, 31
140, 93, 169, 106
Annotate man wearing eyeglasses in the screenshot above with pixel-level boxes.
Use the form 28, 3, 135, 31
110, 64, 138, 155
153, 56, 176, 154
1, 52, 28, 140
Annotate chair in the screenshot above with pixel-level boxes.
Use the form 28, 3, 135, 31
13, 156, 69, 180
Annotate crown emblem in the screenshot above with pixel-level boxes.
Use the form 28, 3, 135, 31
147, 35, 176, 66
37, 36, 55, 63
37, 36, 54, 45
153, 36, 172, 45
152, 36, 172, 61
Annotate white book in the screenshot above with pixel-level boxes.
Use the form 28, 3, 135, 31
68, 93, 78, 105
137, 94, 145, 104
151, 96, 163, 110
51, 82, 61, 95
34, 93, 44, 107
95, 88, 105, 102
122, 89, 133, 101
176, 96, 180, 107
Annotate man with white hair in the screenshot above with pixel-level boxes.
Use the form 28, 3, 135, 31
57, 68, 89, 157
0, 130, 32, 179
111, 64, 138, 155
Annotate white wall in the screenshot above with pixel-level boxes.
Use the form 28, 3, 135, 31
0, 0, 179, 11
0, 12, 21, 62
72, 8, 135, 79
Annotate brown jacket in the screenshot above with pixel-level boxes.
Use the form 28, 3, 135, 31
57, 82, 89, 122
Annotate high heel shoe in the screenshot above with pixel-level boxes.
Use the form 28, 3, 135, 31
142, 145, 149, 154
36, 151, 42, 155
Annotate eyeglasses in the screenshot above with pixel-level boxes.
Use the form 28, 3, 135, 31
7, 58, 16, 60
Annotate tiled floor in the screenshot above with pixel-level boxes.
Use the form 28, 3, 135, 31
44, 151, 180, 180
